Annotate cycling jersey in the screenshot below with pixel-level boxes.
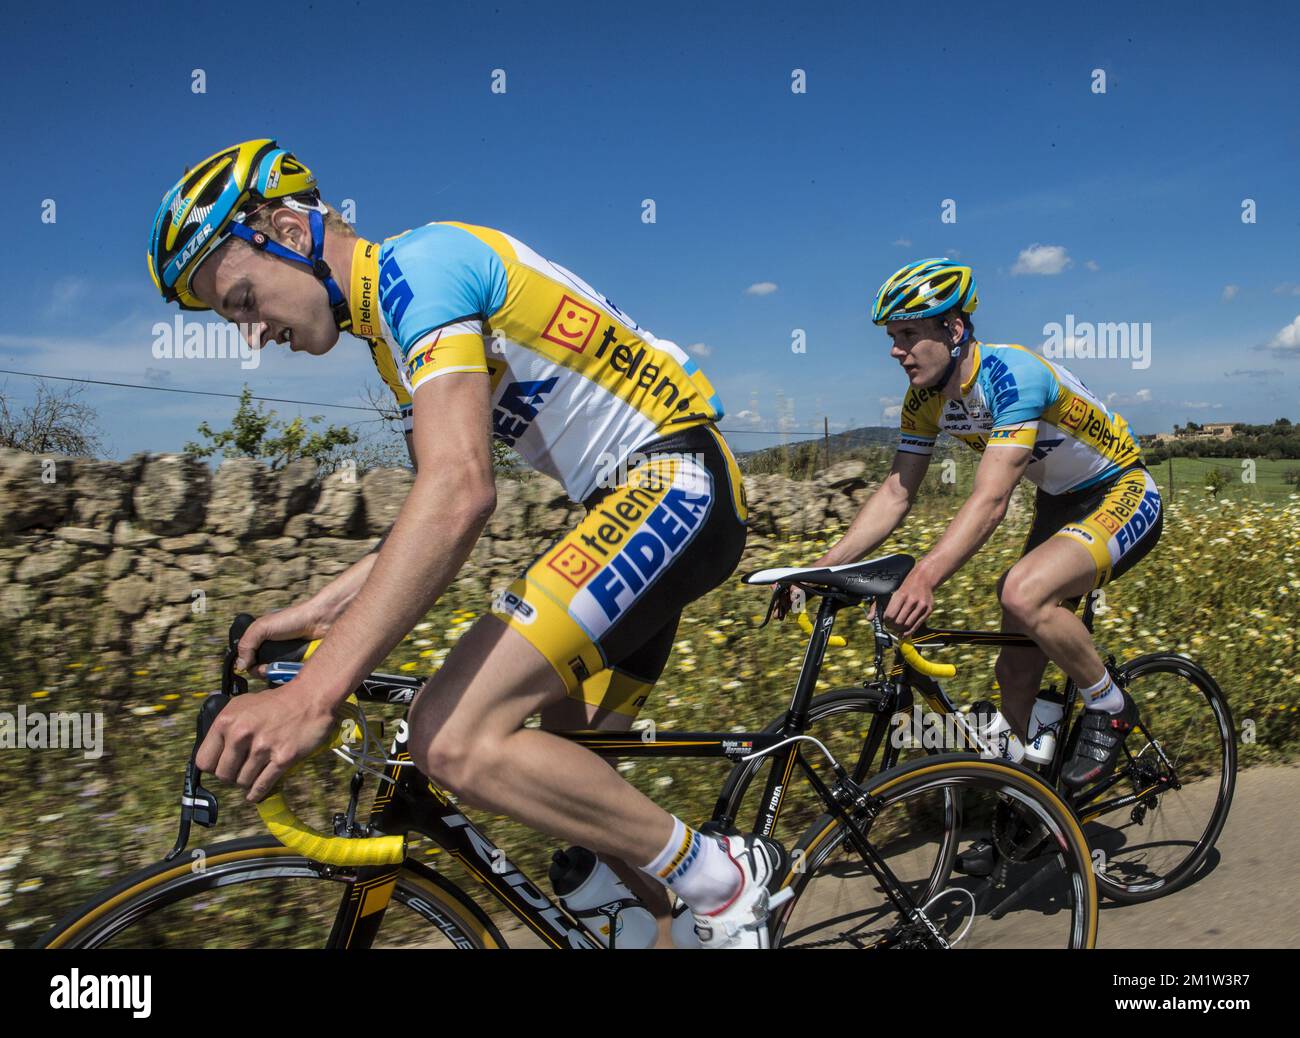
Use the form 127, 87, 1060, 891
347, 224, 724, 502
897, 342, 1141, 495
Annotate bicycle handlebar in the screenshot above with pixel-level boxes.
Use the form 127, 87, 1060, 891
796, 610, 847, 647
205, 620, 409, 867
898, 640, 957, 678
255, 793, 406, 866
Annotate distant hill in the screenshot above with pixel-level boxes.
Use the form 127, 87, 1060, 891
733, 425, 896, 459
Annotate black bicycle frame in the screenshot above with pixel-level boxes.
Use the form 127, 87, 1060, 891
314, 590, 956, 948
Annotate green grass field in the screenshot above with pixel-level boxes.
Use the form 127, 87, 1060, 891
1150, 456, 1299, 503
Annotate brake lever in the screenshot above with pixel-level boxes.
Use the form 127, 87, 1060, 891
165, 692, 230, 861
758, 586, 783, 629
167, 614, 267, 860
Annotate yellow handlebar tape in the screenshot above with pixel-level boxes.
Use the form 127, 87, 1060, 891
797, 610, 847, 647
256, 794, 406, 866
898, 640, 957, 678
255, 693, 405, 867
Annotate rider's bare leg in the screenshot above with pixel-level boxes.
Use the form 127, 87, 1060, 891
539, 695, 674, 948
996, 537, 1107, 737
406, 615, 674, 868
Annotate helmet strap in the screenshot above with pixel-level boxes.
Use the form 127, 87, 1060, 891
932, 320, 970, 393
225, 206, 353, 333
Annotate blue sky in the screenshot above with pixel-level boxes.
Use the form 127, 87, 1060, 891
2, 0, 1298, 458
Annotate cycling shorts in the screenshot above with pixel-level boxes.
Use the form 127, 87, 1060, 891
490, 423, 748, 717
1022, 463, 1163, 590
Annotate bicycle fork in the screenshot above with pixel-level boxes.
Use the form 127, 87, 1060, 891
741, 736, 953, 949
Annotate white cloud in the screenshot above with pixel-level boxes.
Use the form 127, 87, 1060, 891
685, 342, 712, 358
731, 409, 764, 426
1264, 315, 1300, 355
1011, 243, 1072, 276
1085, 259, 1100, 272
882, 404, 902, 421
1271, 283, 1300, 296
1221, 284, 1239, 303
1105, 388, 1153, 407
892, 238, 912, 247
1180, 401, 1224, 409
745, 282, 778, 296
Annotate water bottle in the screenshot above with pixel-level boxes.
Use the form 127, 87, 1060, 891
1023, 689, 1066, 766
966, 700, 1025, 763
548, 846, 658, 949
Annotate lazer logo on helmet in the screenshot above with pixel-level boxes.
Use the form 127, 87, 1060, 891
177, 223, 214, 268
570, 471, 713, 633
1114, 490, 1161, 553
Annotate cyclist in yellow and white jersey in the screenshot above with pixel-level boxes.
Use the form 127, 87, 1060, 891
148, 139, 785, 948
788, 258, 1161, 791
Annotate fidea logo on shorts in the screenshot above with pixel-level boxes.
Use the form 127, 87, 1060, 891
1115, 489, 1161, 553
570, 464, 712, 634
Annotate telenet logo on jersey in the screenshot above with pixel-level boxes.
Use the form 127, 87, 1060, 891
541, 294, 698, 416
569, 464, 713, 634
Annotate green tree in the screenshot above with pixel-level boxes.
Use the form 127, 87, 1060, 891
184, 385, 361, 471
1204, 467, 1228, 498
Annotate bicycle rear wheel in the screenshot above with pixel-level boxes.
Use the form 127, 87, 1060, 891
1074, 653, 1236, 904
772, 755, 1098, 949
34, 837, 503, 949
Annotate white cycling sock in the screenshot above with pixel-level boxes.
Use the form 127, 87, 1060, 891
641, 816, 741, 914
1081, 672, 1124, 713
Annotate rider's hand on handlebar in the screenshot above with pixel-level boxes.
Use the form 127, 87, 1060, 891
235, 601, 330, 678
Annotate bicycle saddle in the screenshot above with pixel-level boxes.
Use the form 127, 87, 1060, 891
742, 553, 916, 598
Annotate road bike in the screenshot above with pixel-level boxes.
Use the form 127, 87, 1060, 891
720, 555, 1236, 907
37, 555, 1099, 949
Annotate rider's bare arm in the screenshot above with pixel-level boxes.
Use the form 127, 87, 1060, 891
235, 428, 420, 671
814, 450, 930, 567
912, 442, 1031, 587
284, 369, 497, 711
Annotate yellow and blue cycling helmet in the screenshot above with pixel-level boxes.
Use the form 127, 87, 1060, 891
872, 258, 978, 325
147, 139, 352, 329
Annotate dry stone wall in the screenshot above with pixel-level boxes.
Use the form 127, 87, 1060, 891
0, 449, 882, 661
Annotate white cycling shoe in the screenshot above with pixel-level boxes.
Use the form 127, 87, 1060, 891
692, 834, 792, 949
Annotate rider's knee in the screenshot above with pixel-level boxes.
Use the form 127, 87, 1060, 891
407, 704, 474, 792
999, 568, 1046, 629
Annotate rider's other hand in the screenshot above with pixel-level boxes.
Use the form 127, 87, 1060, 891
194, 684, 339, 803
771, 584, 806, 620
883, 570, 935, 637
235, 601, 330, 678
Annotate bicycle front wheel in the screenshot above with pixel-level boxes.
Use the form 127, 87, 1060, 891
772, 755, 1098, 949
34, 837, 503, 949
